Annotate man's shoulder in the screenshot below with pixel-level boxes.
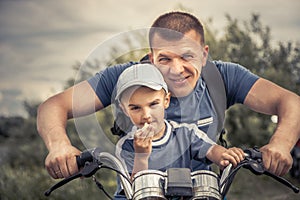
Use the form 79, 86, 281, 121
103, 61, 138, 74
211, 60, 240, 72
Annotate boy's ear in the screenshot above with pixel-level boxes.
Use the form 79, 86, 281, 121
164, 92, 171, 109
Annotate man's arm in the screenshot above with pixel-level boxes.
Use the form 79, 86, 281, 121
244, 78, 300, 176
37, 80, 104, 179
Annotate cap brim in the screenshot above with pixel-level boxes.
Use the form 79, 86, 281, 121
115, 81, 164, 101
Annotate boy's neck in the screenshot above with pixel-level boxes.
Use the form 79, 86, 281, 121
152, 123, 166, 141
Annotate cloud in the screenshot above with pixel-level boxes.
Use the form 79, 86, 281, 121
0, 0, 299, 117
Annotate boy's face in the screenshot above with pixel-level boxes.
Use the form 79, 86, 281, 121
150, 29, 209, 97
121, 87, 170, 136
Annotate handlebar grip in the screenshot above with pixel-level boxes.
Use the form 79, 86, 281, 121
76, 149, 94, 169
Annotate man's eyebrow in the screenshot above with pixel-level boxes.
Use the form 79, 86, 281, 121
182, 49, 197, 55
157, 53, 169, 57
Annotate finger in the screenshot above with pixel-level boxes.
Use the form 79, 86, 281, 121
280, 164, 291, 176
60, 160, 71, 178
227, 148, 243, 163
220, 160, 229, 167
142, 136, 153, 144
46, 160, 61, 179
274, 157, 292, 176
52, 167, 63, 179
262, 152, 271, 172
134, 130, 143, 138
275, 162, 285, 177
236, 148, 245, 161
68, 156, 79, 175
222, 154, 238, 167
46, 166, 57, 179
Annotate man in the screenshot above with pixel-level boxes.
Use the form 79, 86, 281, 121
37, 11, 300, 179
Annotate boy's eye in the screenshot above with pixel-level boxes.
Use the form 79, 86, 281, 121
150, 101, 159, 107
130, 106, 140, 111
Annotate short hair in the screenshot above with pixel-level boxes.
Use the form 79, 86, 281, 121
149, 11, 205, 47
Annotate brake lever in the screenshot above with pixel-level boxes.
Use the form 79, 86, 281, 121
44, 161, 101, 196
44, 172, 82, 196
243, 148, 299, 193
264, 171, 299, 193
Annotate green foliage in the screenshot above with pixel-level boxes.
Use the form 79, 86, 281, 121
205, 13, 300, 147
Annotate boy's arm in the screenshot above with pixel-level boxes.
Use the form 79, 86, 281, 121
131, 135, 153, 181
206, 145, 245, 168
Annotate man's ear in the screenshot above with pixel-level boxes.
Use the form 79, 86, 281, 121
164, 92, 171, 109
202, 45, 209, 66
148, 52, 154, 63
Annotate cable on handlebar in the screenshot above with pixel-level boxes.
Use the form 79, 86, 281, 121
219, 160, 249, 197
93, 175, 113, 200
101, 165, 132, 185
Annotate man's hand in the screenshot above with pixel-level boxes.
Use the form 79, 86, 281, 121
260, 143, 293, 176
45, 145, 81, 179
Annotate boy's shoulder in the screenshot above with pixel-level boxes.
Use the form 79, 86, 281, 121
168, 120, 199, 133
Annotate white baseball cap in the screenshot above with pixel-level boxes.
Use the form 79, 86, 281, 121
115, 63, 168, 101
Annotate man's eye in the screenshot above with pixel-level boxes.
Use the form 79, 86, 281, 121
182, 54, 193, 60
158, 57, 170, 62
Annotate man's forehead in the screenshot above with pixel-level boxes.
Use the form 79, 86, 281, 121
151, 30, 202, 46
151, 36, 201, 55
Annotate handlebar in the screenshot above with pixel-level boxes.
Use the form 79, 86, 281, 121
44, 147, 299, 199
220, 147, 299, 196
45, 148, 133, 199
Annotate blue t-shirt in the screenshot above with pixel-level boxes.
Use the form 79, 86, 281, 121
116, 120, 215, 173
88, 60, 259, 143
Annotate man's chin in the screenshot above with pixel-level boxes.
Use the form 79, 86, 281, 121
170, 87, 194, 97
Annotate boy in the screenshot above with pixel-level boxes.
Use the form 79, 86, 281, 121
115, 63, 245, 180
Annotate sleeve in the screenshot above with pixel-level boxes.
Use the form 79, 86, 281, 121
87, 61, 138, 107
190, 125, 216, 161
115, 137, 135, 174
213, 61, 260, 108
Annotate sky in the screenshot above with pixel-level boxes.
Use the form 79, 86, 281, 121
0, 0, 300, 117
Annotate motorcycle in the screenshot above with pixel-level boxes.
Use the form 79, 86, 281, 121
44, 147, 299, 200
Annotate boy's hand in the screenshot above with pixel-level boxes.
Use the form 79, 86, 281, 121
133, 123, 154, 154
219, 147, 245, 168
135, 123, 155, 138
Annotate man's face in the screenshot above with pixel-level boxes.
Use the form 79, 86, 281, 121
150, 30, 209, 97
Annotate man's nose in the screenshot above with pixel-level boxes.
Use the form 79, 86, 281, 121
170, 58, 185, 74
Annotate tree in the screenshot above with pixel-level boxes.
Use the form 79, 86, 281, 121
204, 14, 300, 148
